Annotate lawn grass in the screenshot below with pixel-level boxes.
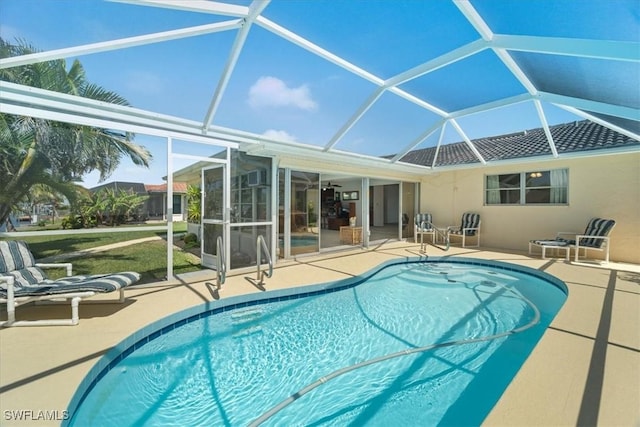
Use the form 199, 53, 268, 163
46, 240, 202, 284
5, 223, 188, 258
2, 222, 202, 283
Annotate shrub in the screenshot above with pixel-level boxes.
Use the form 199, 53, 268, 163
183, 233, 198, 244
61, 214, 96, 229
62, 215, 81, 229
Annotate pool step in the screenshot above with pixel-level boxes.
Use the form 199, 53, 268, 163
230, 308, 265, 338
230, 308, 264, 324
232, 325, 263, 339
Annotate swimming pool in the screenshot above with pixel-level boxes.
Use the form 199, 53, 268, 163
66, 257, 567, 426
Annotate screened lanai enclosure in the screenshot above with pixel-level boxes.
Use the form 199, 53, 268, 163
1, 0, 638, 277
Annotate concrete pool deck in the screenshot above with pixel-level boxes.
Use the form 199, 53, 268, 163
1, 241, 639, 426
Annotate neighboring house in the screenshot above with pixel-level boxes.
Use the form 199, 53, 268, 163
89, 181, 188, 222
144, 183, 188, 222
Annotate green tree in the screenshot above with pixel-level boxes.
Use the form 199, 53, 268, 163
0, 38, 152, 225
65, 188, 148, 228
24, 184, 67, 224
101, 188, 148, 225
78, 189, 108, 227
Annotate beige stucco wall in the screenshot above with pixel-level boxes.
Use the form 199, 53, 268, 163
420, 152, 640, 264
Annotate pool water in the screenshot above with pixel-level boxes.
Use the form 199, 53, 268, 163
281, 235, 318, 247
68, 259, 567, 426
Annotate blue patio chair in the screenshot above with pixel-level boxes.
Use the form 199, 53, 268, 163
0, 240, 140, 327
447, 212, 481, 248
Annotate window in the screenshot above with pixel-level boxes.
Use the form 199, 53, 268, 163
172, 194, 182, 215
228, 151, 272, 223
485, 169, 568, 205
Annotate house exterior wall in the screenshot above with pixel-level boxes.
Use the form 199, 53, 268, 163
420, 152, 640, 264
145, 194, 165, 219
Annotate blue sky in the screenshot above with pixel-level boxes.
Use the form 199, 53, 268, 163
2, 0, 635, 188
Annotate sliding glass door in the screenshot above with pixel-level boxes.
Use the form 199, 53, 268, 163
289, 171, 319, 256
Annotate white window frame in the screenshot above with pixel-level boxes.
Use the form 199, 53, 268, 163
484, 168, 569, 205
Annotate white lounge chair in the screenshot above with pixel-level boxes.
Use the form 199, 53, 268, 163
0, 240, 140, 327
528, 239, 571, 260
530, 218, 616, 263
447, 212, 481, 248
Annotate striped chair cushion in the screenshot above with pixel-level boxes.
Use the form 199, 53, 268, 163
415, 213, 433, 231
0, 272, 141, 297
450, 213, 480, 236
579, 218, 615, 248
0, 240, 37, 273
1, 266, 49, 290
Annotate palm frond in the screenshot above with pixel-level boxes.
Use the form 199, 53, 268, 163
82, 83, 130, 106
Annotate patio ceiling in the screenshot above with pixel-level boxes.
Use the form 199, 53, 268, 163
0, 0, 638, 172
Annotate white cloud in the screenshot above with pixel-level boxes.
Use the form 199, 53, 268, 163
248, 76, 317, 111
262, 129, 297, 142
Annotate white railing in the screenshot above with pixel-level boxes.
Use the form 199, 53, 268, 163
256, 235, 273, 286
216, 236, 226, 287
420, 221, 449, 252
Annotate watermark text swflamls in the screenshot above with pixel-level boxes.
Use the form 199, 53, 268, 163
4, 410, 69, 421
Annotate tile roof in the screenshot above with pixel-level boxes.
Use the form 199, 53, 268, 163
395, 120, 639, 167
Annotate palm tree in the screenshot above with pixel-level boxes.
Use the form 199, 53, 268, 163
24, 184, 67, 224
0, 38, 152, 225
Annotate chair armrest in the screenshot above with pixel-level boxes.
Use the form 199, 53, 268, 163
462, 226, 480, 236
0, 274, 16, 299
0, 274, 15, 285
576, 235, 608, 240
575, 235, 610, 246
35, 263, 73, 276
